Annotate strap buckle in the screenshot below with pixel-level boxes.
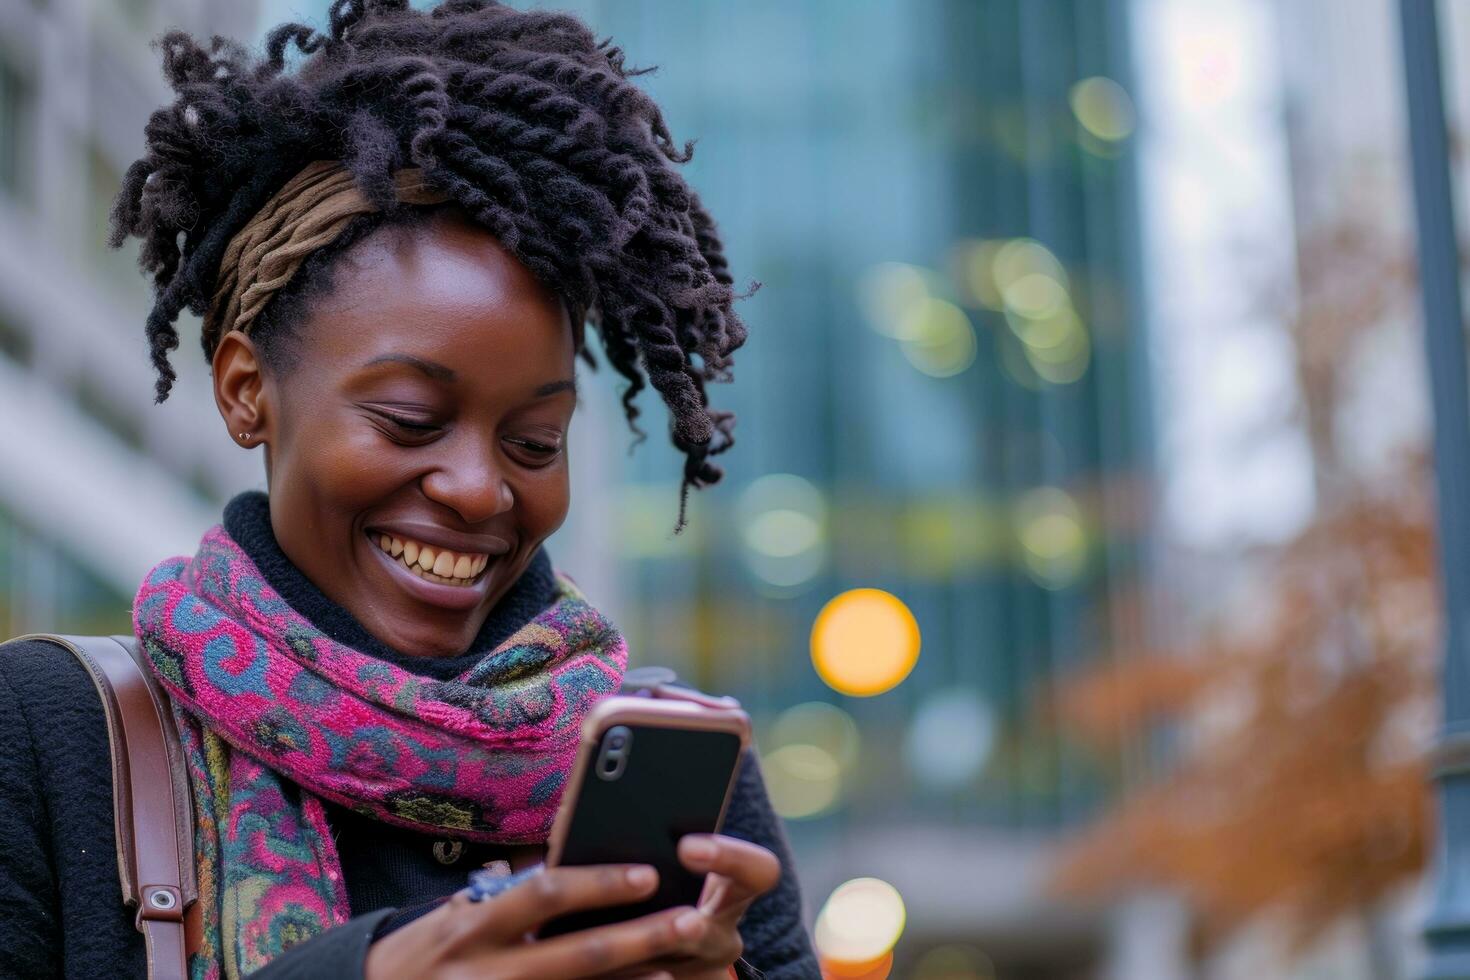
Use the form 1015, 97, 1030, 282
138, 885, 185, 923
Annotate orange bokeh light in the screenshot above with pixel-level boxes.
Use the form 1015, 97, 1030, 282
821, 951, 894, 980
810, 588, 921, 697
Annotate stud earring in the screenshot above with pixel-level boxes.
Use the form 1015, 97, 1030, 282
239, 432, 251, 442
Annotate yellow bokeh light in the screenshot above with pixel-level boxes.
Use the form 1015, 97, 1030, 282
1006, 305, 1091, 385
764, 743, 842, 819
1001, 271, 1069, 320
815, 877, 907, 966
898, 298, 977, 378
762, 702, 860, 820
991, 238, 1067, 294
856, 262, 943, 339
1079, 129, 1126, 159
770, 701, 861, 772
738, 473, 828, 590
1024, 325, 1090, 384
745, 508, 822, 559
1007, 304, 1079, 349
811, 588, 921, 697
1069, 76, 1136, 142
1015, 487, 1087, 589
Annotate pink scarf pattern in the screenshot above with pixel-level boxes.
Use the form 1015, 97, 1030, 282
133, 525, 627, 977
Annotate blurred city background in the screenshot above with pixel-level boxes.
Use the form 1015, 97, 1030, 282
0, 0, 1459, 977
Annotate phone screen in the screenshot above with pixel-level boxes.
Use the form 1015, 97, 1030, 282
538, 720, 744, 937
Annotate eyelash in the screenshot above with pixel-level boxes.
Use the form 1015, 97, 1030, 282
374, 412, 561, 462
378, 412, 439, 433
504, 437, 563, 466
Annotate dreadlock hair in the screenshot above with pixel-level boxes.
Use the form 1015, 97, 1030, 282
109, 0, 752, 531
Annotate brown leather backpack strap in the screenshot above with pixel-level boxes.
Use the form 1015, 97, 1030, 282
20, 633, 196, 979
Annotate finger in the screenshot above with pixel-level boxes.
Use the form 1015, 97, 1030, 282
446, 864, 659, 943
696, 870, 732, 913
678, 835, 780, 902
490, 905, 707, 979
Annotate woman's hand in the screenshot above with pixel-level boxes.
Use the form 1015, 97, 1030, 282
600, 834, 783, 979
364, 864, 708, 980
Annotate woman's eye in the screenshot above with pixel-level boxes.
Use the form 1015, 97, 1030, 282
371, 410, 442, 437
505, 437, 562, 463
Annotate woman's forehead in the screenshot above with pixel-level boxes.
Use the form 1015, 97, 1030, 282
304, 216, 573, 364
334, 212, 561, 316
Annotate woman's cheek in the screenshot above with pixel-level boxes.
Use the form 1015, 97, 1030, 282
308, 416, 414, 510
515, 464, 571, 539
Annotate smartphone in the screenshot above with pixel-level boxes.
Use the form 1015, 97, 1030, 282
537, 694, 751, 937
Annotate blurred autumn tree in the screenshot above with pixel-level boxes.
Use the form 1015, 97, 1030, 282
1049, 206, 1439, 974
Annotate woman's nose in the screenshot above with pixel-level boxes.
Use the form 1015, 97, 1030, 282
419, 446, 514, 524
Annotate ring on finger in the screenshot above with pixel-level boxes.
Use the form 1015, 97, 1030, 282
466, 865, 540, 902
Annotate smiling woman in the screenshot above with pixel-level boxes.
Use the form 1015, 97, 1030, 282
217, 212, 580, 656
0, 2, 816, 979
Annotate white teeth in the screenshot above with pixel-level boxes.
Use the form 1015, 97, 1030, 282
373, 533, 492, 586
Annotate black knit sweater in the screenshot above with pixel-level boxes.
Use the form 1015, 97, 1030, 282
0, 492, 817, 978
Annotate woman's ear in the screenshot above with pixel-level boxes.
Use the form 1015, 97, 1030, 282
213, 330, 270, 449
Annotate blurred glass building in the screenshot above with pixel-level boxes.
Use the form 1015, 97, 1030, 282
548, 2, 1150, 975
0, 0, 1151, 976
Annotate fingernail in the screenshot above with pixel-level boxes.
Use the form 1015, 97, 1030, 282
626, 865, 657, 889
682, 836, 716, 862
674, 908, 705, 939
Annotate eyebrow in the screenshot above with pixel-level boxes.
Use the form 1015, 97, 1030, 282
364, 353, 456, 382
535, 378, 578, 397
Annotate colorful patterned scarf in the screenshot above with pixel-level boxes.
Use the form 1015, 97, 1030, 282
132, 525, 627, 979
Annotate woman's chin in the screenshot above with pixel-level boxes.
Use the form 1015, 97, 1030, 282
355, 540, 504, 656
358, 606, 483, 659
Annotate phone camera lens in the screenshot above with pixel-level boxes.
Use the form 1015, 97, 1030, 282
596, 726, 633, 781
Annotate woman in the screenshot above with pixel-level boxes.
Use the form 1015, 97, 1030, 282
0, 1, 817, 977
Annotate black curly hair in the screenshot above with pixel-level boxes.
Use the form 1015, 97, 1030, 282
109, 0, 751, 530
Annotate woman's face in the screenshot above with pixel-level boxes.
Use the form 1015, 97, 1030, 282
215, 211, 577, 657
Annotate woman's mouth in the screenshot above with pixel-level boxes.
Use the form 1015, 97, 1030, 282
371, 533, 490, 587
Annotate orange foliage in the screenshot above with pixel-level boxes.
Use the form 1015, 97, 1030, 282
1052, 487, 1436, 948
1051, 203, 1438, 952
